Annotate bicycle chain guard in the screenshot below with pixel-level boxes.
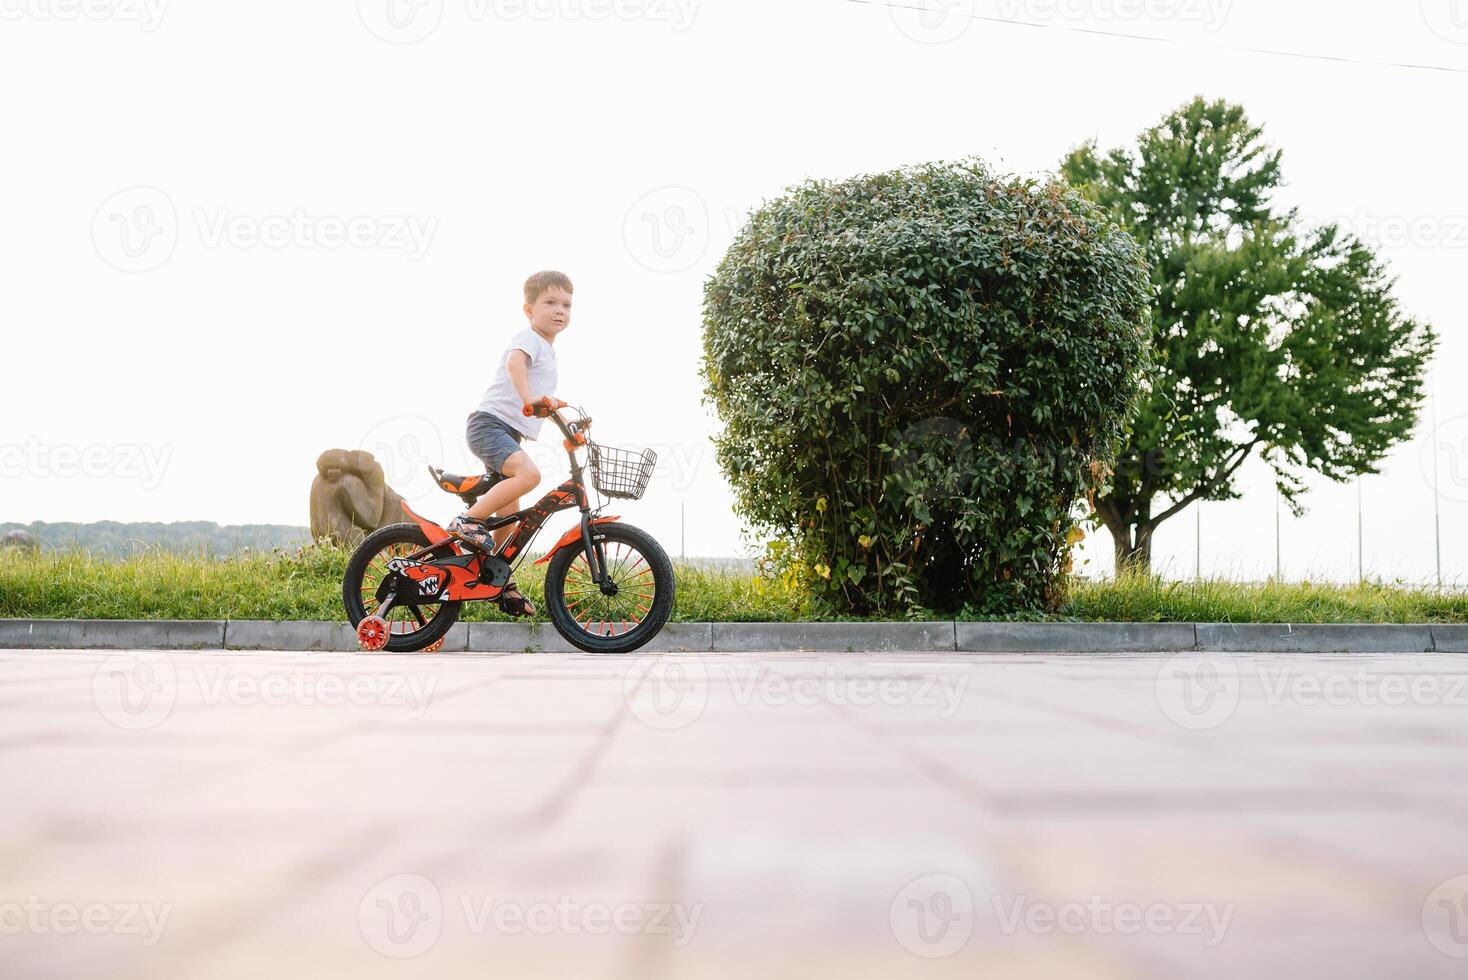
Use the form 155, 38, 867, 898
378, 553, 511, 603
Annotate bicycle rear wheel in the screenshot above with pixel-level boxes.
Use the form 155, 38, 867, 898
343, 523, 461, 652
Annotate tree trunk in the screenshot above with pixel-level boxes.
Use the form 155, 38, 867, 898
1094, 498, 1154, 576
1112, 529, 1153, 577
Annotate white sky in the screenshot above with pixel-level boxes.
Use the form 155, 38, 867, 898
2, 0, 1466, 583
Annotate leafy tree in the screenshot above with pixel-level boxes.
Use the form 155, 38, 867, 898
1061, 98, 1437, 573
702, 159, 1152, 616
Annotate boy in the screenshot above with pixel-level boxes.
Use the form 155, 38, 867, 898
446, 270, 572, 618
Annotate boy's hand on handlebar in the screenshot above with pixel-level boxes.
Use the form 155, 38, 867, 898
523, 395, 569, 418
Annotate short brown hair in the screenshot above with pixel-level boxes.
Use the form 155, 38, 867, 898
524, 270, 574, 305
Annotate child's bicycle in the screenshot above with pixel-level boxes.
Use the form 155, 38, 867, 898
342, 398, 675, 654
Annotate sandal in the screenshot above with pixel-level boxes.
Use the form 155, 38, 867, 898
497, 579, 536, 618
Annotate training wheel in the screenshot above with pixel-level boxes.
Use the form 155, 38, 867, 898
421, 637, 445, 653
357, 616, 390, 652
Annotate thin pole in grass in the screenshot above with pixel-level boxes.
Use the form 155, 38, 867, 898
1431, 381, 1443, 591
1195, 503, 1201, 582
1357, 476, 1365, 586
1275, 483, 1282, 583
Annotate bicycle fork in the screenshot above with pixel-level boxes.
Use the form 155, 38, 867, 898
579, 511, 612, 590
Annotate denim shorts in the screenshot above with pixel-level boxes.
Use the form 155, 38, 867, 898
465, 411, 525, 475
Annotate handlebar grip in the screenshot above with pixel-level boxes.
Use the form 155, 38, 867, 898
522, 397, 569, 419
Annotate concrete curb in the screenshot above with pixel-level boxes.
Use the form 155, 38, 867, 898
1196, 623, 1435, 654
957, 622, 1197, 654
0, 620, 1462, 654
466, 622, 712, 654
0, 619, 226, 651
711, 622, 956, 653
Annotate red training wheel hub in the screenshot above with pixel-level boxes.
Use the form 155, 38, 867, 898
357, 616, 389, 652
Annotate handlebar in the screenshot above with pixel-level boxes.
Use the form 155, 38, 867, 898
522, 398, 592, 452
522, 396, 569, 419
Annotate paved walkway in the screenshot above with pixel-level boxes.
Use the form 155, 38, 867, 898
2, 649, 1466, 978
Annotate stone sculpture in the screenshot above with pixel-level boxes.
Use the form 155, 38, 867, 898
309, 450, 407, 545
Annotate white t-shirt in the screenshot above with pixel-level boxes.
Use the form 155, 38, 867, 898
475, 327, 559, 438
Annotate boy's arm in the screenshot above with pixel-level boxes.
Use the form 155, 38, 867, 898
506, 350, 543, 407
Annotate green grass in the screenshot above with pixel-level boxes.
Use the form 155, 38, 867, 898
2, 545, 1466, 624
0, 545, 813, 623
1058, 573, 1468, 625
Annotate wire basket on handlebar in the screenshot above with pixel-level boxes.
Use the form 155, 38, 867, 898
588, 443, 657, 500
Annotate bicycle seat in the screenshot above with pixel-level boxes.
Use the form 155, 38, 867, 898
428, 465, 503, 501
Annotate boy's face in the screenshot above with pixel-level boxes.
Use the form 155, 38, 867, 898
525, 286, 572, 339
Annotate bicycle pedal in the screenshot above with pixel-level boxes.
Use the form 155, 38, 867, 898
447, 531, 492, 553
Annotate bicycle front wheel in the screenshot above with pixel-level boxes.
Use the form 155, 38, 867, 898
544, 522, 675, 654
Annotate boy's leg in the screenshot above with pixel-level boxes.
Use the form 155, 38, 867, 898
464, 451, 540, 522
492, 498, 521, 552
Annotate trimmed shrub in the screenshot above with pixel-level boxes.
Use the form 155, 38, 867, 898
701, 158, 1152, 616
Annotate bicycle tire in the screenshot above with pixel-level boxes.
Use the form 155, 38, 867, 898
543, 522, 675, 654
